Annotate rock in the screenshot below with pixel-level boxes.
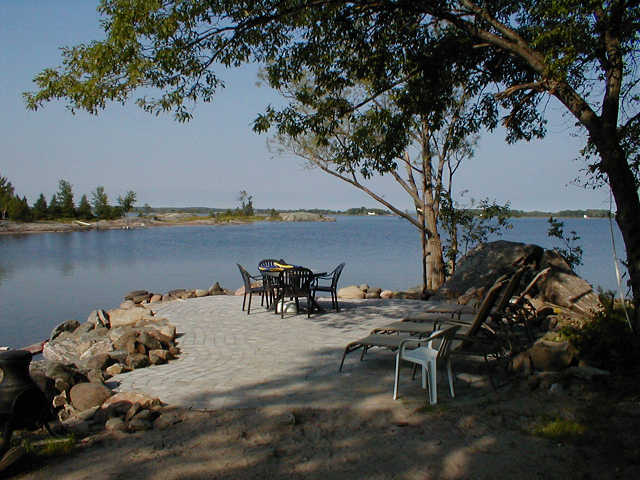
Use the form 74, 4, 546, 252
102, 392, 162, 410
125, 403, 143, 422
158, 324, 176, 340
153, 409, 184, 429
124, 290, 149, 300
108, 307, 153, 328
338, 285, 365, 299
112, 331, 138, 354
132, 293, 151, 304
79, 340, 114, 367
380, 290, 394, 299
509, 352, 533, 376
138, 331, 162, 351
161, 294, 173, 302
126, 353, 150, 369
105, 417, 127, 432
167, 289, 186, 297
209, 282, 225, 295
359, 284, 369, 291
128, 416, 154, 432
82, 352, 112, 371
45, 362, 88, 390
86, 369, 105, 384
119, 300, 136, 310
195, 289, 209, 297
108, 350, 128, 364
149, 294, 162, 303
365, 291, 380, 299
565, 365, 610, 381
527, 340, 574, 372
75, 322, 95, 335
148, 349, 169, 365
105, 364, 124, 376
50, 320, 81, 342
69, 382, 112, 411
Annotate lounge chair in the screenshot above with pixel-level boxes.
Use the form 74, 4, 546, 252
338, 276, 508, 372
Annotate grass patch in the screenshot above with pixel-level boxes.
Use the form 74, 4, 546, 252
532, 418, 586, 441
22, 435, 77, 458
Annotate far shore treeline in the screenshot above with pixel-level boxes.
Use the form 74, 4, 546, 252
1, 173, 612, 222
0, 175, 136, 221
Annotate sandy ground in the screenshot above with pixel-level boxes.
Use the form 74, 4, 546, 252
5, 363, 640, 480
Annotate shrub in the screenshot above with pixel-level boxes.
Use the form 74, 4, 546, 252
560, 292, 639, 371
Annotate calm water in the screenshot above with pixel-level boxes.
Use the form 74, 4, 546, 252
0, 216, 625, 348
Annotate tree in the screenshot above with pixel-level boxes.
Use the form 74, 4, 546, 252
0, 175, 15, 220
76, 194, 93, 220
91, 186, 110, 219
32, 193, 48, 220
56, 179, 75, 218
117, 190, 137, 213
48, 194, 61, 219
8, 196, 32, 221
237, 190, 254, 217
23, 1, 640, 329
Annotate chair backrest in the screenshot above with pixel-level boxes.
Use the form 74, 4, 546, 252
237, 264, 253, 289
258, 258, 285, 270
424, 325, 460, 360
330, 262, 346, 288
494, 266, 527, 313
466, 277, 508, 337
282, 267, 314, 294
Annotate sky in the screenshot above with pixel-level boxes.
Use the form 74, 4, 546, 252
1, 1, 613, 212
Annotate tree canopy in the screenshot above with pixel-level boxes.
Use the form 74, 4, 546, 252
23, 1, 640, 325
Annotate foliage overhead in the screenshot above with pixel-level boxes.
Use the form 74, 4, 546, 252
22, 0, 640, 316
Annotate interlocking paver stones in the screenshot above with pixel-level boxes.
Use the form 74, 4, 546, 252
108, 295, 449, 410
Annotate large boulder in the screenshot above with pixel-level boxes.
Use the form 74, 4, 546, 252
107, 306, 154, 328
434, 240, 601, 315
338, 285, 366, 299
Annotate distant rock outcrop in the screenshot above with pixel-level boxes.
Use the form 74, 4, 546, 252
279, 212, 335, 222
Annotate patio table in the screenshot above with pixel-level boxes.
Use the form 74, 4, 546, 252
261, 267, 326, 315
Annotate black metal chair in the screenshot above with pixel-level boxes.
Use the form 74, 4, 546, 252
258, 259, 287, 308
278, 267, 315, 318
237, 264, 267, 314
312, 262, 345, 312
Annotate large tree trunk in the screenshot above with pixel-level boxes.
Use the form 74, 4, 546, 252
599, 145, 640, 332
424, 208, 446, 291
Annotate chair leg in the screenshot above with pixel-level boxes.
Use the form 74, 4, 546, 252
242, 293, 247, 311
428, 361, 438, 405
393, 352, 401, 400
247, 292, 252, 315
447, 358, 455, 398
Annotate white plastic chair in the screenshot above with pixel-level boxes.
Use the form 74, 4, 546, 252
393, 325, 460, 405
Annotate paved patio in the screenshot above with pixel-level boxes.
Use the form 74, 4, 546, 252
108, 295, 491, 410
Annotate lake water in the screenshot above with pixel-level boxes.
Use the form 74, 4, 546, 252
0, 216, 626, 348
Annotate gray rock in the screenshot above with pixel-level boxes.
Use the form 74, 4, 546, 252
278, 212, 335, 222
124, 290, 149, 300
108, 307, 153, 328
69, 382, 112, 411
153, 410, 184, 430
149, 294, 162, 303
86, 369, 105, 384
79, 339, 114, 366
338, 285, 365, 299
527, 340, 574, 372
75, 322, 95, 335
195, 289, 209, 297
119, 300, 136, 310
125, 403, 142, 422
126, 353, 150, 369
565, 365, 610, 380
148, 349, 169, 365
97, 309, 110, 328
132, 293, 151, 304
105, 417, 127, 432
50, 320, 81, 342
128, 416, 153, 432
137, 331, 162, 351
108, 350, 128, 364
83, 353, 112, 371
105, 363, 125, 376
167, 289, 186, 297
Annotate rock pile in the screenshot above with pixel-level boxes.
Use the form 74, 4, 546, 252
337, 284, 395, 299
29, 294, 181, 434
121, 283, 233, 305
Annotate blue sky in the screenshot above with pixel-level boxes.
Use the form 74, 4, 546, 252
1, 1, 612, 211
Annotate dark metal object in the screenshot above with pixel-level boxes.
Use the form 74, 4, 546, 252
0, 350, 48, 455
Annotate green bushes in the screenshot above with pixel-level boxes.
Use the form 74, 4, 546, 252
560, 293, 639, 371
